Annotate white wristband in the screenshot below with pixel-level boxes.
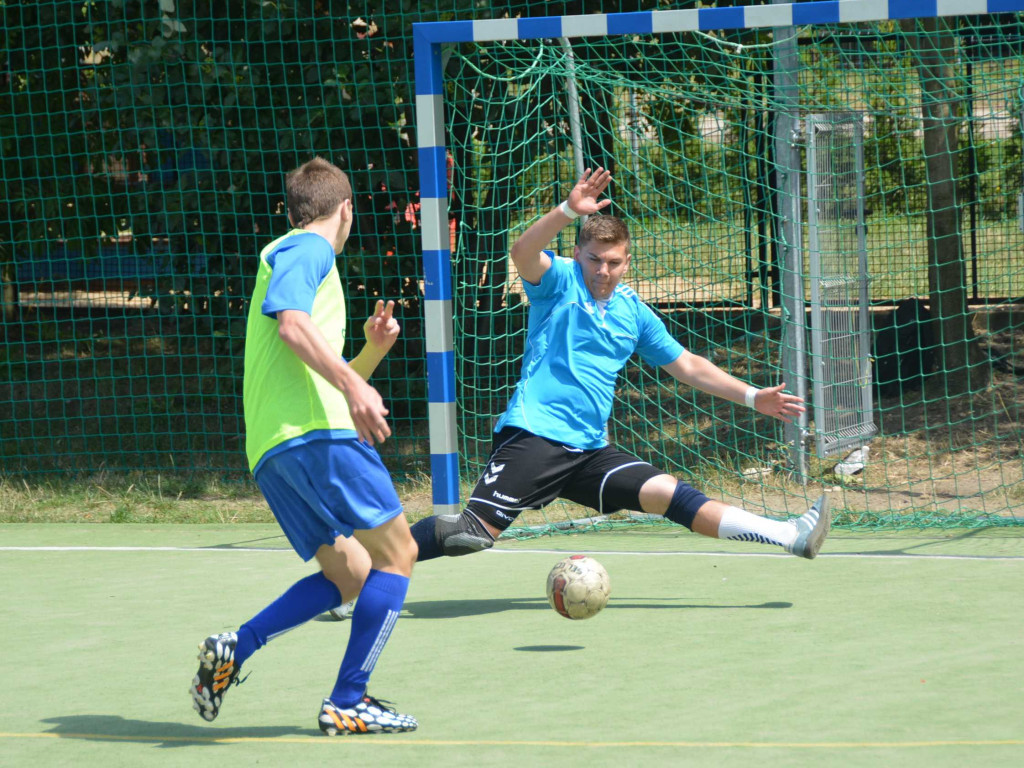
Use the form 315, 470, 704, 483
744, 386, 759, 409
559, 200, 580, 220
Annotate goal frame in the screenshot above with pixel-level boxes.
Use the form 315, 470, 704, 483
412, 0, 1024, 515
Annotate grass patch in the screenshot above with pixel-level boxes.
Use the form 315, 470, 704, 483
0, 473, 270, 524
0, 471, 441, 525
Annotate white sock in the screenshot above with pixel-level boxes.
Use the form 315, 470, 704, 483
717, 506, 797, 549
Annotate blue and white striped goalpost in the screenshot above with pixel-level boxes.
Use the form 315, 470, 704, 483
413, 0, 1024, 516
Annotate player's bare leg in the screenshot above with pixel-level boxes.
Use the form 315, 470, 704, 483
316, 533, 372, 599
317, 534, 370, 620
638, 474, 831, 559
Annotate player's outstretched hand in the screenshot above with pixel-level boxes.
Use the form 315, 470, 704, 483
346, 376, 392, 446
364, 299, 400, 353
566, 167, 613, 216
754, 383, 805, 423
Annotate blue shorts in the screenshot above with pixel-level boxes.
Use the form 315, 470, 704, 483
254, 437, 403, 561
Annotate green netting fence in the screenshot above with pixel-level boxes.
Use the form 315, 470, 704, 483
2, 1, 1023, 530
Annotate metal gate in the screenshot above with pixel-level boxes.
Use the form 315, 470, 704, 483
806, 113, 876, 458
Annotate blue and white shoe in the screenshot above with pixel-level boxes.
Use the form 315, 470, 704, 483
318, 694, 418, 735
786, 495, 831, 559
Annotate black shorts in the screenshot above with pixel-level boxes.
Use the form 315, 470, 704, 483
466, 427, 665, 531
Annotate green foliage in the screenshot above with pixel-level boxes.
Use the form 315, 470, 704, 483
2, 2, 1024, 482
864, 99, 929, 215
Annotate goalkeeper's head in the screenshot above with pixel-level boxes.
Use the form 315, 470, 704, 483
577, 214, 630, 253
573, 214, 632, 301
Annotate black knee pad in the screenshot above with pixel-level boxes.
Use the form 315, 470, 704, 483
435, 511, 495, 557
664, 482, 711, 530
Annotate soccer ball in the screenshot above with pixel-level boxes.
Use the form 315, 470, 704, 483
546, 555, 611, 620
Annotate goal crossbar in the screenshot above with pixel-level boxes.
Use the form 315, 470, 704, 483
413, 0, 1024, 515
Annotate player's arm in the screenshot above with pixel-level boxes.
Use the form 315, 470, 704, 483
660, 350, 805, 423
277, 309, 391, 445
510, 166, 613, 285
349, 299, 400, 381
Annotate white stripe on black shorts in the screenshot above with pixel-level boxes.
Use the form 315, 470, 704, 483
465, 427, 663, 531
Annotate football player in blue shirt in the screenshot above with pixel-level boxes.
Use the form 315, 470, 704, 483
410, 167, 830, 562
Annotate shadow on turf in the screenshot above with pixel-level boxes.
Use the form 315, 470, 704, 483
198, 534, 291, 550
385, 597, 791, 618
39, 715, 310, 748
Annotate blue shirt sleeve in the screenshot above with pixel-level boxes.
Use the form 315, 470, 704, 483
521, 251, 571, 304
261, 233, 336, 318
635, 302, 685, 367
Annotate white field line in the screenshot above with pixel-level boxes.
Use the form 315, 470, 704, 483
492, 549, 1024, 561
2, 731, 1023, 748
0, 546, 1020, 561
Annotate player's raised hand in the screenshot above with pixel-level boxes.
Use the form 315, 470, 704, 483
566, 167, 613, 216
363, 299, 400, 353
754, 383, 806, 423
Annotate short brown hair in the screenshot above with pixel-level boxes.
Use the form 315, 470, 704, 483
578, 214, 630, 251
286, 157, 353, 227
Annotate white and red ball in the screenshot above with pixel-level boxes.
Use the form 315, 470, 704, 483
546, 555, 611, 620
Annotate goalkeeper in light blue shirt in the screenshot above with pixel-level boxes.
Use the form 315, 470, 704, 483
411, 167, 831, 562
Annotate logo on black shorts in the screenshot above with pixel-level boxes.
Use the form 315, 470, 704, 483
483, 462, 505, 486
492, 491, 520, 504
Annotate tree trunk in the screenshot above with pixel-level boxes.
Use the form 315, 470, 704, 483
0, 255, 18, 328
903, 17, 988, 395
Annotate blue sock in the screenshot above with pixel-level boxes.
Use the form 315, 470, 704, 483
330, 569, 409, 707
234, 572, 343, 666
